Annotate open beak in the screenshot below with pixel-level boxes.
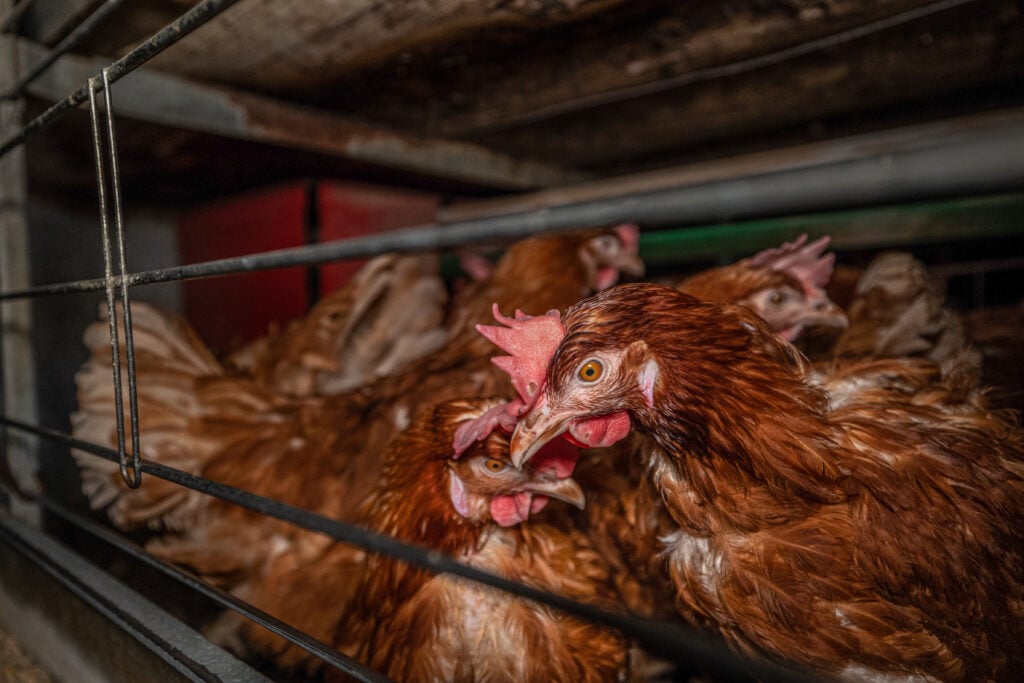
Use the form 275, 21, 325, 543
523, 474, 585, 510
510, 402, 572, 469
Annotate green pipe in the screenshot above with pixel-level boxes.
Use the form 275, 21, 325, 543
441, 192, 1024, 277
638, 192, 1024, 267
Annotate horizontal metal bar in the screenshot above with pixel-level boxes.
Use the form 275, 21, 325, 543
36, 498, 392, 683
3, 115, 1024, 302
0, 414, 822, 683
1, 0, 126, 99
0, 0, 246, 159
0, 511, 271, 682
19, 40, 582, 189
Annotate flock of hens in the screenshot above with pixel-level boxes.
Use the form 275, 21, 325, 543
70, 224, 1023, 683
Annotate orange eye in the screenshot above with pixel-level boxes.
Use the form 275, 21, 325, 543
578, 359, 603, 382
483, 458, 505, 473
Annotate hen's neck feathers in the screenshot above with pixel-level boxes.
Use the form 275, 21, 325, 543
365, 437, 483, 556
561, 285, 850, 532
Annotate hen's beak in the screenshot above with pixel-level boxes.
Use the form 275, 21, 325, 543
523, 475, 586, 510
510, 403, 571, 469
801, 298, 848, 330
616, 253, 646, 278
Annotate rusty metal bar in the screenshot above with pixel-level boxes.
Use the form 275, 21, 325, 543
2, 112, 1024, 302
36, 498, 394, 683
0, 415, 824, 683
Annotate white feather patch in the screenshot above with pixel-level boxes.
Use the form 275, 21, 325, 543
638, 359, 659, 408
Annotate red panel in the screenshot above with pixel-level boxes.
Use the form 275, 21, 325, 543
178, 183, 308, 352
317, 181, 439, 295
178, 181, 440, 353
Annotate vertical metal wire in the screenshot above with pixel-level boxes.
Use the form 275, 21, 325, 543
87, 72, 141, 488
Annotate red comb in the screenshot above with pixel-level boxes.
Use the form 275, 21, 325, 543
477, 304, 564, 408
452, 304, 565, 457
748, 234, 835, 292
613, 223, 640, 253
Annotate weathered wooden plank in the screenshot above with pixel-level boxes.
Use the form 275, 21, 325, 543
424, 0, 956, 135
452, 0, 1024, 167
19, 41, 586, 190
31, 0, 1023, 176
116, 0, 630, 92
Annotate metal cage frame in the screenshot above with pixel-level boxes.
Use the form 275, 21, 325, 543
1, 1, 1023, 681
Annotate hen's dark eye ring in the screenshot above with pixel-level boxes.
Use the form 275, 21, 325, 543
578, 359, 603, 382
483, 458, 505, 473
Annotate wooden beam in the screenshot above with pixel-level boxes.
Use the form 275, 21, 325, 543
19, 40, 586, 190
130, 0, 629, 92
453, 0, 1024, 166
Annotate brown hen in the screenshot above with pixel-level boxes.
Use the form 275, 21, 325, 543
501, 283, 1024, 682
675, 234, 847, 344
71, 227, 645, 664
329, 398, 630, 683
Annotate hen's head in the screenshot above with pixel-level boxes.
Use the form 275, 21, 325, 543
732, 268, 845, 343
576, 223, 645, 291
411, 399, 585, 528
491, 223, 644, 293
677, 235, 847, 342
507, 283, 810, 467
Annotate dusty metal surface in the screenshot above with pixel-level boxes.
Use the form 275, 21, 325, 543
0, 624, 52, 683
0, 512, 270, 683
7, 0, 1023, 199
19, 41, 584, 191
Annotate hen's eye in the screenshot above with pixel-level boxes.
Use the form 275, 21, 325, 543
483, 458, 506, 473
578, 359, 603, 382
769, 290, 785, 306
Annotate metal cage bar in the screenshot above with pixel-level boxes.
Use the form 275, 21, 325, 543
36, 498, 394, 683
87, 71, 141, 488
1, 113, 1023, 303
0, 0, 247, 159
0, 0, 1020, 681
0, 413, 824, 683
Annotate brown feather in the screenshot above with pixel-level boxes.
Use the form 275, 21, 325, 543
526, 282, 1024, 681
